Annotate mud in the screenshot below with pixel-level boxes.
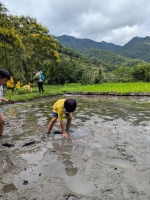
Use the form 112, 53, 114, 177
0, 96, 150, 200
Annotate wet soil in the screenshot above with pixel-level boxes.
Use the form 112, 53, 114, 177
0, 96, 150, 200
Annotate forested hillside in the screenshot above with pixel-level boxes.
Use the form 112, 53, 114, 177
56, 35, 150, 63
56, 35, 150, 83
81, 49, 142, 71
119, 36, 150, 62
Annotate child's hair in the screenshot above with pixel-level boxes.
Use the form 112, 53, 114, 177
38, 68, 41, 72
64, 99, 77, 112
29, 80, 34, 83
0, 69, 10, 79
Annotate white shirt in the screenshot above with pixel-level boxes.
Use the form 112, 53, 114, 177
34, 71, 43, 82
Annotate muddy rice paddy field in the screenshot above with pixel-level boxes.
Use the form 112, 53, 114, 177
0, 95, 150, 200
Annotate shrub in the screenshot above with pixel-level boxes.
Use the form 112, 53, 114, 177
16, 88, 31, 95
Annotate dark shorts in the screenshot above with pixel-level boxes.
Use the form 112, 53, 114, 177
52, 112, 58, 118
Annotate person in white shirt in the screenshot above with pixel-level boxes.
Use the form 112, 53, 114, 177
33, 68, 44, 93
0, 69, 13, 136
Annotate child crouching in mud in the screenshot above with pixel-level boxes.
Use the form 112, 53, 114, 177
46, 99, 77, 138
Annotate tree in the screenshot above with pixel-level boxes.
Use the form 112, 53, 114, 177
112, 67, 132, 82
0, 2, 8, 13
0, 3, 59, 81
132, 63, 150, 82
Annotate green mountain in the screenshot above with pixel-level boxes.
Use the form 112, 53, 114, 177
55, 35, 121, 52
56, 35, 150, 63
119, 36, 150, 62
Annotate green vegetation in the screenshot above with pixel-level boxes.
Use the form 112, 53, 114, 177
1, 2, 150, 93
120, 36, 150, 62
81, 49, 142, 71
3, 82, 150, 102
0, 2, 106, 85
4, 85, 63, 102
62, 82, 150, 94
0, 2, 59, 81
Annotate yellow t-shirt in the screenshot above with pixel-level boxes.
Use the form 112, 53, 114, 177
7, 76, 14, 88
53, 99, 66, 121
16, 81, 21, 89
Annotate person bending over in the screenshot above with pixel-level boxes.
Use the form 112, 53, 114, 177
47, 99, 77, 138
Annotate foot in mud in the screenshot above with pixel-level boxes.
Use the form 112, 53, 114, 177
43, 132, 51, 139
4, 122, 11, 127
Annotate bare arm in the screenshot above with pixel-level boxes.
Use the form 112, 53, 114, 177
2, 97, 9, 102
2, 98, 14, 103
33, 72, 40, 80
60, 121, 68, 138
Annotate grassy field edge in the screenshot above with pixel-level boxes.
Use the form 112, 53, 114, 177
3, 82, 150, 102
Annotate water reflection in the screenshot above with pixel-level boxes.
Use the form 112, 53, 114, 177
52, 137, 78, 177
8, 108, 16, 119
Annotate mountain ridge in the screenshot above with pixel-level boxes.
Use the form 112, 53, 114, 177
55, 35, 150, 62
55, 35, 122, 52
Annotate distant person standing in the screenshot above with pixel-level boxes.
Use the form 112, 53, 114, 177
33, 68, 44, 93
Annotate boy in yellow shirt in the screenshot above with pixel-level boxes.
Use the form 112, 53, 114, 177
47, 99, 77, 138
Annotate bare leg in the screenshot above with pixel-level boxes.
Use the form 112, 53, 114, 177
47, 117, 57, 133
66, 118, 72, 130
0, 113, 5, 136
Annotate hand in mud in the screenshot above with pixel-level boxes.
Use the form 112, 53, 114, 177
8, 100, 15, 104
62, 131, 68, 138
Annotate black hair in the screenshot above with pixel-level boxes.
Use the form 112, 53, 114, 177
38, 68, 41, 72
0, 69, 10, 79
64, 99, 77, 113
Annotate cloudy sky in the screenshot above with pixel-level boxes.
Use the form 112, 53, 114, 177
3, 0, 150, 45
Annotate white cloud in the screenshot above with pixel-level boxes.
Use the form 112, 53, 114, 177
3, 0, 150, 45
100, 25, 139, 45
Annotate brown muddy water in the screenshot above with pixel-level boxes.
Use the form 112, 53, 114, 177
0, 95, 150, 200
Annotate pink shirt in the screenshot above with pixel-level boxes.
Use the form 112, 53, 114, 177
0, 85, 3, 103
